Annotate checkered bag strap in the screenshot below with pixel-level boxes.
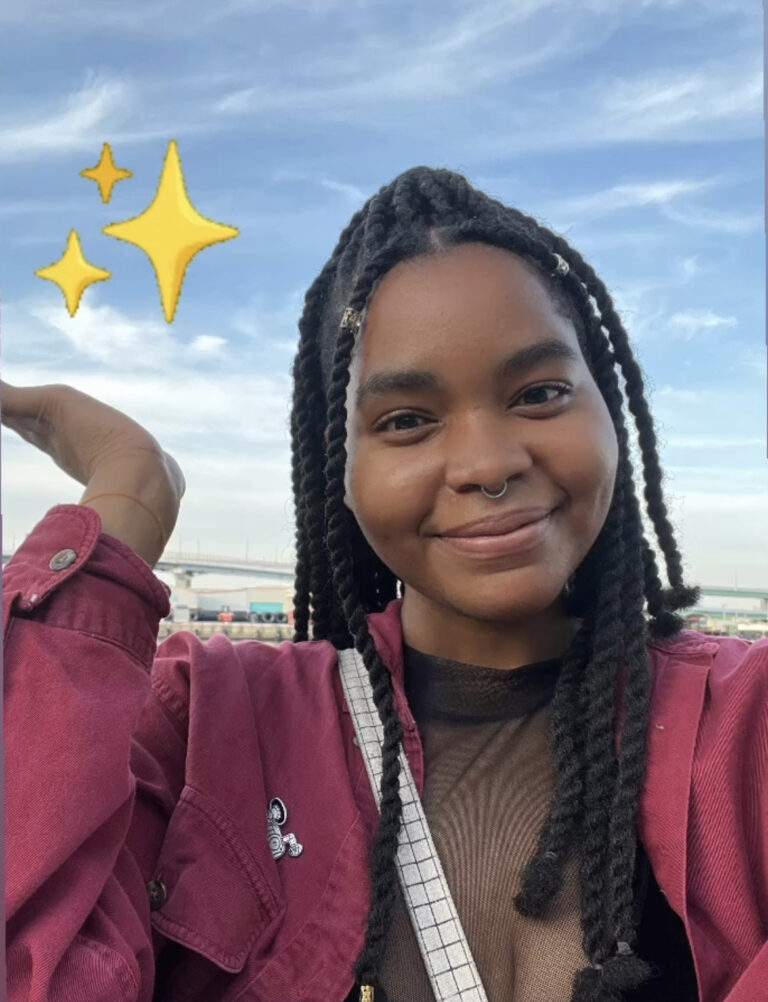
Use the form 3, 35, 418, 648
338, 648, 489, 1002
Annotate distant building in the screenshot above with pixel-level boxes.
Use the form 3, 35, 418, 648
167, 584, 293, 624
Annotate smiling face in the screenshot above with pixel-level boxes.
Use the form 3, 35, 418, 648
343, 242, 619, 657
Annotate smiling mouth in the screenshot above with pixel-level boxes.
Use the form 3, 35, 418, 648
436, 510, 555, 558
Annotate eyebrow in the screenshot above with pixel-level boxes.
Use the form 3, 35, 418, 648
355, 338, 580, 409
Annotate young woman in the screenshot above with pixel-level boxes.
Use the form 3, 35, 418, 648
4, 166, 767, 1002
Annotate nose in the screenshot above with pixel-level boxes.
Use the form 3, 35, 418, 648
444, 409, 533, 494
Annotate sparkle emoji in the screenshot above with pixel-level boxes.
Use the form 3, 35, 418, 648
34, 230, 111, 317
80, 142, 133, 203
102, 140, 239, 323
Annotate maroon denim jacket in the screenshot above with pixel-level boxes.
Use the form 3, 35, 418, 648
5, 504, 768, 1002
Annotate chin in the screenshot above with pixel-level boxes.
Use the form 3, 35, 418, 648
434, 577, 570, 624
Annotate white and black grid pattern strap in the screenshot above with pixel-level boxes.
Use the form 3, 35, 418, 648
337, 648, 489, 1002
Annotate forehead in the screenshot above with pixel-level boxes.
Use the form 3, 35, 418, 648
356, 243, 578, 371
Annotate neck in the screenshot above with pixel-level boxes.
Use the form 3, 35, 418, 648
400, 590, 580, 670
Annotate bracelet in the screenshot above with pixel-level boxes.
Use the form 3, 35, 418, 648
80, 492, 168, 548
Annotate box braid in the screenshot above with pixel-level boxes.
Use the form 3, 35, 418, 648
291, 206, 369, 641
289, 166, 699, 1001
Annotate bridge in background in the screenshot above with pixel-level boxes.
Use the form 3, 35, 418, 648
2, 548, 294, 589
153, 551, 294, 588
2, 547, 767, 612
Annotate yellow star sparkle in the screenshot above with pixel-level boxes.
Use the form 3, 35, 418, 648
102, 140, 239, 323
80, 142, 133, 203
34, 230, 111, 317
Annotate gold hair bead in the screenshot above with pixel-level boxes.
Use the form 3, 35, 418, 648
359, 987, 375, 1002
341, 306, 362, 331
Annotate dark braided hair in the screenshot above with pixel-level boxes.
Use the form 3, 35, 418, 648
289, 166, 700, 1001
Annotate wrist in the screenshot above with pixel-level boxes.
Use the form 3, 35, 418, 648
80, 494, 165, 568
79, 459, 182, 568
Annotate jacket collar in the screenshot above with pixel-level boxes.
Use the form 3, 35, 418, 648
366, 599, 412, 716
366, 599, 424, 793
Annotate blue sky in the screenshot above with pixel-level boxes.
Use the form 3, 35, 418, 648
1, 0, 765, 593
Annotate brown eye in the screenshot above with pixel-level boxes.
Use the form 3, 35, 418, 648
515, 382, 571, 407
377, 412, 430, 433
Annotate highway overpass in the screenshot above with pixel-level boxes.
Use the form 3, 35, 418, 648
2, 547, 766, 609
2, 548, 294, 588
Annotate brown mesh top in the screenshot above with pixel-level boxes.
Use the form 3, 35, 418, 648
376, 645, 700, 1002
379, 645, 586, 1001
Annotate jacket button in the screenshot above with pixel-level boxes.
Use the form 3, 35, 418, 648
49, 548, 77, 571
147, 879, 167, 911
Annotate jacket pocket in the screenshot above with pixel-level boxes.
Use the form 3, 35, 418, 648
149, 784, 284, 995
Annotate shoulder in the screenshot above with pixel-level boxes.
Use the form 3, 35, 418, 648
150, 630, 340, 726
645, 629, 765, 709
647, 627, 767, 674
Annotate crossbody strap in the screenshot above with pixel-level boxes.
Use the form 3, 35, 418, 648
338, 648, 489, 1002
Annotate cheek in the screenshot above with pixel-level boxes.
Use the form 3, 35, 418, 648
346, 444, 436, 552
565, 404, 619, 526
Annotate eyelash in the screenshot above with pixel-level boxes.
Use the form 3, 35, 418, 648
374, 381, 573, 433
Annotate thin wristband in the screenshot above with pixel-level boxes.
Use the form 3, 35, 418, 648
80, 492, 168, 548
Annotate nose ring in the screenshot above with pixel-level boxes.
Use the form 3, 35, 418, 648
480, 480, 508, 499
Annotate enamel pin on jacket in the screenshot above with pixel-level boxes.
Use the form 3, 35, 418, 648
268, 797, 304, 860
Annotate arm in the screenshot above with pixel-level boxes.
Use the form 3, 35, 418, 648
4, 504, 185, 1002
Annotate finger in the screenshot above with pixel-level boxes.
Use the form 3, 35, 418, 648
0, 382, 56, 422
1, 381, 34, 418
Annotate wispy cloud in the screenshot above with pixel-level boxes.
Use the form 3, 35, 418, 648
0, 0, 194, 30
269, 169, 369, 205
670, 484, 768, 518
216, 45, 566, 116
679, 255, 702, 279
218, 57, 762, 157
18, 297, 248, 378
0, 354, 292, 450
665, 435, 764, 448
230, 292, 303, 353
608, 281, 668, 341
0, 198, 94, 217
0, 0, 350, 30
660, 203, 762, 234
549, 177, 718, 222
0, 73, 217, 164
214, 0, 637, 116
731, 346, 767, 377
0, 75, 130, 163
475, 60, 762, 158
650, 385, 765, 446
5, 4, 759, 169
665, 468, 767, 493
27, 297, 184, 369
601, 64, 762, 136
319, 178, 367, 202
669, 309, 738, 337
190, 334, 228, 355
654, 385, 714, 403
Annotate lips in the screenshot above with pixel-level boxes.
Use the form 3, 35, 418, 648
438, 506, 556, 538
436, 509, 555, 559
